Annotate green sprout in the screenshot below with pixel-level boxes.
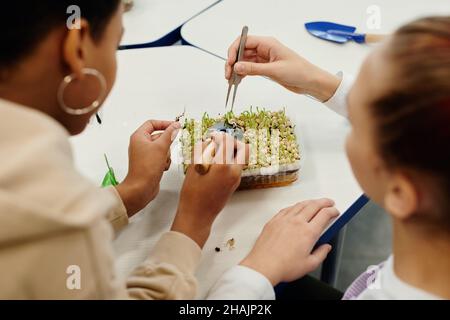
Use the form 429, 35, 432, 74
101, 154, 119, 187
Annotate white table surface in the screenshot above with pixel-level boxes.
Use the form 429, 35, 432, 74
70, 46, 361, 298
120, 0, 219, 48
182, 0, 450, 75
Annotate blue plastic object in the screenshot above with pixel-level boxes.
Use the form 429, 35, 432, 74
316, 194, 369, 247
305, 21, 367, 44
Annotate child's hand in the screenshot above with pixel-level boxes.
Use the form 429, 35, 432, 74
240, 198, 339, 286
171, 133, 249, 248
225, 36, 340, 102
116, 120, 181, 217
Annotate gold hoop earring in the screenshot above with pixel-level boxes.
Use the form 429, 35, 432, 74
57, 68, 107, 115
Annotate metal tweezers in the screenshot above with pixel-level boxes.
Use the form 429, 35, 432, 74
225, 26, 249, 111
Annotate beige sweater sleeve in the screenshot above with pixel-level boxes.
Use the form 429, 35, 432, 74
126, 232, 202, 299
85, 219, 202, 300
10, 185, 203, 300
98, 187, 202, 300
104, 187, 129, 233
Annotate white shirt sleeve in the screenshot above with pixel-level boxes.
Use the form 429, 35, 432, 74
323, 72, 354, 118
206, 265, 275, 300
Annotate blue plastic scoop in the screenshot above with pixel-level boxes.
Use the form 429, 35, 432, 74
305, 21, 386, 44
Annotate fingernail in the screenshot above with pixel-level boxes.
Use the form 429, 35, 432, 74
235, 63, 244, 73
173, 122, 181, 129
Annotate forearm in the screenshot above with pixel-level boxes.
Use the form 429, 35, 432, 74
300, 61, 353, 117
170, 209, 213, 248
115, 177, 157, 218
305, 68, 341, 102
114, 182, 138, 217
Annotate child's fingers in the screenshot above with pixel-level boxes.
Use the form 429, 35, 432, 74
310, 207, 340, 230
225, 62, 232, 80
227, 36, 264, 65
243, 49, 257, 58
234, 61, 273, 77
284, 200, 311, 217
308, 244, 332, 269
294, 198, 335, 222
227, 36, 241, 65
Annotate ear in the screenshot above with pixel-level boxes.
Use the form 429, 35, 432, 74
62, 19, 91, 79
384, 172, 419, 220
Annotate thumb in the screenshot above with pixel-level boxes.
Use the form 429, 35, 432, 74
234, 61, 273, 77
308, 244, 332, 269
156, 122, 181, 148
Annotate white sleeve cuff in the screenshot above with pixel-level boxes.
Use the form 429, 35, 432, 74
206, 265, 275, 300
323, 71, 354, 118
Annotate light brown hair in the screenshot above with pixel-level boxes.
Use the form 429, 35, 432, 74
371, 16, 450, 223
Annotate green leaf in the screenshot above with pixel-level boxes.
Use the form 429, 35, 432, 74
101, 154, 119, 187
